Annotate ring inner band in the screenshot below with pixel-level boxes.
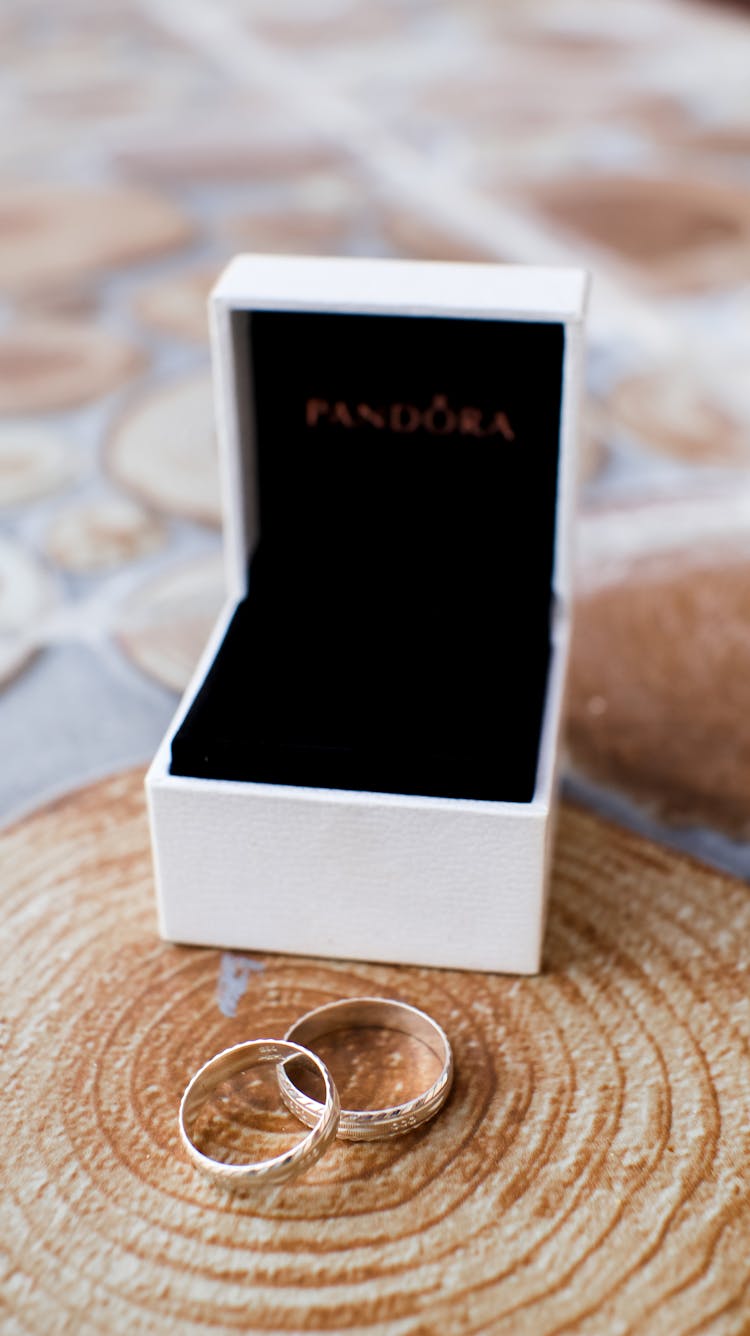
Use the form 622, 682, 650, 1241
280, 997, 453, 1141
180, 1039, 340, 1188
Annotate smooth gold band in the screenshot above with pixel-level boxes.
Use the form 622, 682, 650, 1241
179, 1038, 340, 1190
280, 997, 453, 1141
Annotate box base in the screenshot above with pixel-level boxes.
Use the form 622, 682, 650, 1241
147, 760, 551, 975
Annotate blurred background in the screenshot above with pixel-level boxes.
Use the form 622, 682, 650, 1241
2, 0, 750, 877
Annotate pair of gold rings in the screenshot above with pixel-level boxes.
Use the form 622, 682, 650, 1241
179, 996, 453, 1190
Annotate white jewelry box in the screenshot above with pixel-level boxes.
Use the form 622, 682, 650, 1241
146, 254, 588, 974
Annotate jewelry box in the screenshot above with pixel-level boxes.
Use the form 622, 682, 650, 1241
146, 254, 588, 973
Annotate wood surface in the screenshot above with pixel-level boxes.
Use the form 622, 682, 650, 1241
44, 497, 166, 574
568, 545, 750, 837
0, 321, 143, 414
106, 374, 221, 526
0, 184, 192, 295
2, 770, 749, 1335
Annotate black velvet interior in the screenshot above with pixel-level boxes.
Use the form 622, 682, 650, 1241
170, 310, 565, 801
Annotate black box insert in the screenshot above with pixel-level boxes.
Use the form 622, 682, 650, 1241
170, 309, 565, 802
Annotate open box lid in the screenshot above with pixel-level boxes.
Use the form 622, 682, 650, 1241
170, 254, 588, 804
211, 254, 588, 608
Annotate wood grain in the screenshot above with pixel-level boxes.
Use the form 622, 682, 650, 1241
0, 321, 144, 415
133, 267, 218, 344
0, 185, 192, 295
224, 204, 354, 256
0, 533, 57, 688
568, 546, 750, 836
0, 424, 77, 507
608, 369, 749, 465
114, 552, 225, 692
106, 374, 221, 526
529, 173, 750, 293
44, 497, 166, 573
2, 770, 749, 1334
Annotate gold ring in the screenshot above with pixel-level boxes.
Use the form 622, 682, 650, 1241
280, 997, 453, 1141
179, 1038, 340, 1189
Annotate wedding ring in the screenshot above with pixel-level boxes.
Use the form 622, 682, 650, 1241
280, 997, 453, 1141
179, 1039, 340, 1189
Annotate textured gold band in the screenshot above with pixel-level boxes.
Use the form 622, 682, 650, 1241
280, 997, 453, 1141
179, 1038, 340, 1189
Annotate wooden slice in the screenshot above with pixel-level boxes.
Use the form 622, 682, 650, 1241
379, 208, 499, 262
530, 174, 750, 292
0, 184, 192, 294
0, 424, 77, 507
622, 97, 750, 162
22, 287, 101, 321
115, 552, 225, 692
116, 128, 347, 184
577, 491, 750, 588
417, 46, 621, 135
44, 496, 166, 573
0, 533, 57, 687
224, 205, 353, 255
106, 373, 221, 525
2, 770, 749, 1332
133, 267, 219, 344
617, 95, 720, 147
0, 321, 144, 414
255, 6, 397, 46
578, 400, 608, 484
569, 536, 750, 835
685, 125, 750, 159
608, 368, 749, 465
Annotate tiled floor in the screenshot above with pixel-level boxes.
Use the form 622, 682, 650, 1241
3, 8, 750, 1331
2, 0, 750, 873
